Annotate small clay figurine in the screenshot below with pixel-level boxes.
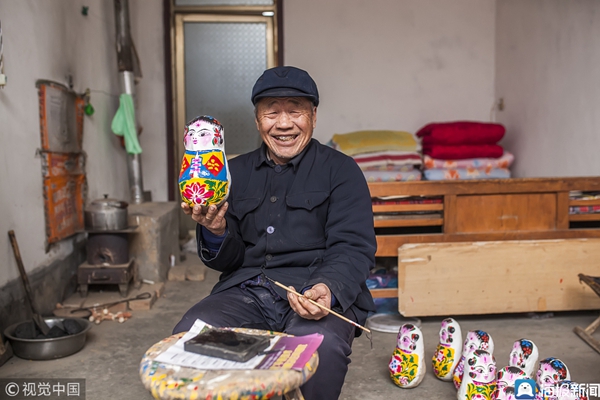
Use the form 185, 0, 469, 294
432, 318, 463, 381
508, 338, 539, 377
494, 366, 528, 400
457, 350, 497, 400
453, 330, 495, 390
389, 323, 426, 388
536, 357, 571, 393
179, 115, 230, 208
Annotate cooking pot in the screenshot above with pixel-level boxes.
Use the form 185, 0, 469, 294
84, 195, 129, 231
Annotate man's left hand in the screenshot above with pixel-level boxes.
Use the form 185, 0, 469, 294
287, 283, 331, 320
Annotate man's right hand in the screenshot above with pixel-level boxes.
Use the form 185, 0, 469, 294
181, 202, 229, 236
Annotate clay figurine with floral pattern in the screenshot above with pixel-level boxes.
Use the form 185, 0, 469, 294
432, 318, 463, 381
389, 323, 426, 388
179, 115, 230, 208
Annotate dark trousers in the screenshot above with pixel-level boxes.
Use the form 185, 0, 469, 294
173, 285, 356, 400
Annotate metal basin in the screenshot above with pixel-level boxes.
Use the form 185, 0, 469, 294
4, 317, 92, 360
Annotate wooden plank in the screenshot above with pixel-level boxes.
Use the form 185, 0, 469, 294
570, 199, 600, 206
368, 177, 600, 198
570, 214, 600, 222
372, 203, 443, 213
556, 191, 570, 230
443, 195, 457, 234
370, 288, 398, 299
375, 229, 600, 257
374, 215, 443, 228
396, 239, 600, 317
454, 193, 557, 232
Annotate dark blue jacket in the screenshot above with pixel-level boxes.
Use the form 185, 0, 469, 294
197, 139, 376, 326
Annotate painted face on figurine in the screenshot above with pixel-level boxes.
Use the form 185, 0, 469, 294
467, 350, 496, 383
536, 358, 570, 390
179, 115, 230, 207
184, 117, 224, 151
494, 366, 527, 400
398, 323, 420, 353
509, 339, 538, 376
440, 318, 458, 345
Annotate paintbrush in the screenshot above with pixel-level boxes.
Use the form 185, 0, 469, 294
267, 277, 371, 334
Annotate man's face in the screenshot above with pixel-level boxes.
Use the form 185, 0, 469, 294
255, 97, 317, 165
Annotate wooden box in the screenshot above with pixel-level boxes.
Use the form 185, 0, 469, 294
396, 239, 600, 317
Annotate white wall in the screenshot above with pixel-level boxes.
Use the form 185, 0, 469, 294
0, 0, 166, 287
495, 0, 600, 178
284, 0, 497, 142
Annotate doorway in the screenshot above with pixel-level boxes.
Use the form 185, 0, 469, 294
170, 0, 280, 235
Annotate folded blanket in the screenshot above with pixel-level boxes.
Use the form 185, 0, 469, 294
423, 152, 514, 170
424, 168, 510, 181
416, 121, 505, 145
363, 168, 422, 183
353, 150, 422, 170
423, 144, 504, 160
362, 164, 417, 172
331, 130, 420, 156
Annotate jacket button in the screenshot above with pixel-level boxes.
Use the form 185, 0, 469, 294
267, 226, 275, 234
265, 254, 273, 261
270, 196, 277, 203
274, 165, 282, 173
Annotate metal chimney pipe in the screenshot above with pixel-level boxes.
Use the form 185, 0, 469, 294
114, 0, 144, 204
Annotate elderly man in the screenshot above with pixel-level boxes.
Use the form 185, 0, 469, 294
174, 66, 376, 399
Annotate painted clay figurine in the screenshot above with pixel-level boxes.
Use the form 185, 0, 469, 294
432, 318, 463, 381
508, 338, 539, 377
389, 323, 426, 388
535, 357, 571, 393
457, 349, 497, 400
494, 366, 528, 400
179, 115, 230, 208
453, 330, 495, 390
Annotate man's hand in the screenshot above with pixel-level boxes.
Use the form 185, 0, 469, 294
287, 283, 332, 320
181, 202, 229, 236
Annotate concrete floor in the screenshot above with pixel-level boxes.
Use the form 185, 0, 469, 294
1, 267, 599, 399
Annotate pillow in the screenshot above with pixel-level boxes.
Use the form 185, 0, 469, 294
416, 121, 505, 145
353, 150, 422, 170
423, 152, 514, 170
331, 130, 420, 156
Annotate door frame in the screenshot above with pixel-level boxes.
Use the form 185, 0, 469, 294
167, 1, 280, 202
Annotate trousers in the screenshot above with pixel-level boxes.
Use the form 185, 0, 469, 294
173, 284, 356, 400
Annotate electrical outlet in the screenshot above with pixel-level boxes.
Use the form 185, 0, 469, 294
0, 74, 6, 87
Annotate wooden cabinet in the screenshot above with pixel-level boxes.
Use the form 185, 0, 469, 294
368, 177, 600, 314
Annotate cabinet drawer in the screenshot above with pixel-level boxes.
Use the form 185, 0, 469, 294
453, 193, 557, 233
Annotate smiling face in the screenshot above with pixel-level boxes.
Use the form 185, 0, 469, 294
467, 350, 496, 383
255, 97, 317, 165
184, 116, 224, 152
440, 318, 459, 345
536, 358, 570, 389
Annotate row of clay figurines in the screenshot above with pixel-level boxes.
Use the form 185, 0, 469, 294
388, 318, 581, 400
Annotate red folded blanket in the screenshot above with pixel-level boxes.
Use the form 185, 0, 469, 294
423, 144, 504, 160
416, 121, 505, 145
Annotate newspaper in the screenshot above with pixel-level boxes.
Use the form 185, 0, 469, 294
153, 319, 323, 371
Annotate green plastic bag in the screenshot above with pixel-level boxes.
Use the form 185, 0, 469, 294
111, 93, 142, 154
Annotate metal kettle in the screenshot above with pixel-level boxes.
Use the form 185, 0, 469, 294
84, 195, 129, 231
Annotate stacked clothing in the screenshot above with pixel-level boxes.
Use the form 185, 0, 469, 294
330, 130, 422, 182
416, 121, 514, 180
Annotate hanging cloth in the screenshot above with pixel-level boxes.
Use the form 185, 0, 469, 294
111, 93, 142, 154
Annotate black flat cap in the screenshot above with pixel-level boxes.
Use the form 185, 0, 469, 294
251, 66, 319, 106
